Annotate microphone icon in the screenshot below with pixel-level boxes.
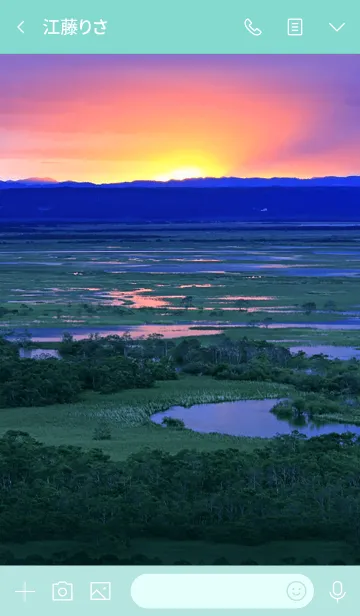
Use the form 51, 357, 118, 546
330, 581, 346, 603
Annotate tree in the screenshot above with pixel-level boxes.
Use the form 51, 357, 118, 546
181, 296, 194, 309
19, 303, 33, 316
302, 302, 317, 315
93, 423, 112, 441
0, 430, 359, 564
171, 338, 202, 365
0, 359, 82, 407
324, 300, 337, 311
161, 417, 185, 429
143, 333, 170, 359
13, 329, 32, 349
235, 299, 248, 312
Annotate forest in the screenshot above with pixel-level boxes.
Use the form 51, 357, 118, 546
1, 332, 360, 563
0, 429, 359, 564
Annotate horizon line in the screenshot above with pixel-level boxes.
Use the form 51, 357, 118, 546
1, 174, 360, 186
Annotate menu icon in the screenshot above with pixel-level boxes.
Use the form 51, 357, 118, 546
288, 18, 303, 36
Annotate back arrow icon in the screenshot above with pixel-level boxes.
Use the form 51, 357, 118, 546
17, 21, 25, 33
329, 22, 345, 32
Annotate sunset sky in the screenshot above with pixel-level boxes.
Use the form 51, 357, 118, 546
1, 55, 360, 183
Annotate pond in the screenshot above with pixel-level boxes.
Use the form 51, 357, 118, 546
151, 399, 360, 438
290, 345, 360, 360
19, 348, 60, 359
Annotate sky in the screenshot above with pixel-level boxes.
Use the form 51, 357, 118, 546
1, 55, 360, 183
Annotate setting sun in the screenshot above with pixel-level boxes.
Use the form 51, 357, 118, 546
154, 166, 205, 182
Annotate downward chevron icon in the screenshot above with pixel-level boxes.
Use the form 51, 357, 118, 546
329, 22, 345, 31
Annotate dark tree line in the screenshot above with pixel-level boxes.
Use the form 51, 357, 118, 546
2, 332, 360, 413
0, 333, 293, 408
0, 430, 359, 564
0, 336, 176, 407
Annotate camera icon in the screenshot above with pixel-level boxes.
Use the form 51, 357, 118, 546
52, 581, 74, 601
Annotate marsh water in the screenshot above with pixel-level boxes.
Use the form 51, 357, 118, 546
1, 245, 360, 277
9, 321, 360, 342
151, 399, 360, 438
2, 261, 358, 276
19, 348, 60, 359
289, 345, 360, 360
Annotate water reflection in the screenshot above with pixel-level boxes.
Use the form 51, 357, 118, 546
99, 288, 172, 308
11, 320, 360, 342
151, 399, 360, 438
4, 255, 360, 276
290, 345, 360, 360
19, 348, 60, 359
178, 284, 220, 288
218, 296, 276, 301
14, 324, 225, 342
168, 258, 221, 262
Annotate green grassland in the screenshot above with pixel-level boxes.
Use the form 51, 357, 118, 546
1, 537, 353, 565
121, 538, 354, 565
0, 377, 291, 460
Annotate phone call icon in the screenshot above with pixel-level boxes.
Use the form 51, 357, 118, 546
244, 18, 262, 36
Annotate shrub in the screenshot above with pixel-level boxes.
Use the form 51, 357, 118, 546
161, 417, 186, 429
92, 423, 112, 441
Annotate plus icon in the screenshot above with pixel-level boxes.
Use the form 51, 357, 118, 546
15, 582, 36, 602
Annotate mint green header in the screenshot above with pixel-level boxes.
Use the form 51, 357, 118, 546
0, 0, 359, 54
2, 566, 360, 614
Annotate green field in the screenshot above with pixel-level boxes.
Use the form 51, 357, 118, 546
0, 377, 290, 459
1, 538, 353, 565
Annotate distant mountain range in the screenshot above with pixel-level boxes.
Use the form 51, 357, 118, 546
1, 176, 360, 189
0, 176, 360, 222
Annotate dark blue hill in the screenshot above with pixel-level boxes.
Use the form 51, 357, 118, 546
0, 186, 359, 222
1, 176, 360, 189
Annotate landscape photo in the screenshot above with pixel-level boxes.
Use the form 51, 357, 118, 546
1, 54, 360, 565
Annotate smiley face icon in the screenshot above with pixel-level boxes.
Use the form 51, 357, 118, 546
287, 581, 307, 601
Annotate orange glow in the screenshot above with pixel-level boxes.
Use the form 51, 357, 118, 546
1, 56, 359, 182
154, 167, 205, 181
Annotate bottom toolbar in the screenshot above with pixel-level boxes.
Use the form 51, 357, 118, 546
1, 566, 358, 613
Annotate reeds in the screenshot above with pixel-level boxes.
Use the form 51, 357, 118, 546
71, 381, 291, 426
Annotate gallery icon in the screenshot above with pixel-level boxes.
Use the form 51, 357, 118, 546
288, 18, 303, 36
52, 581, 74, 601
90, 582, 111, 601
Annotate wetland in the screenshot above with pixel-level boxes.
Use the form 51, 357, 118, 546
3, 222, 360, 565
